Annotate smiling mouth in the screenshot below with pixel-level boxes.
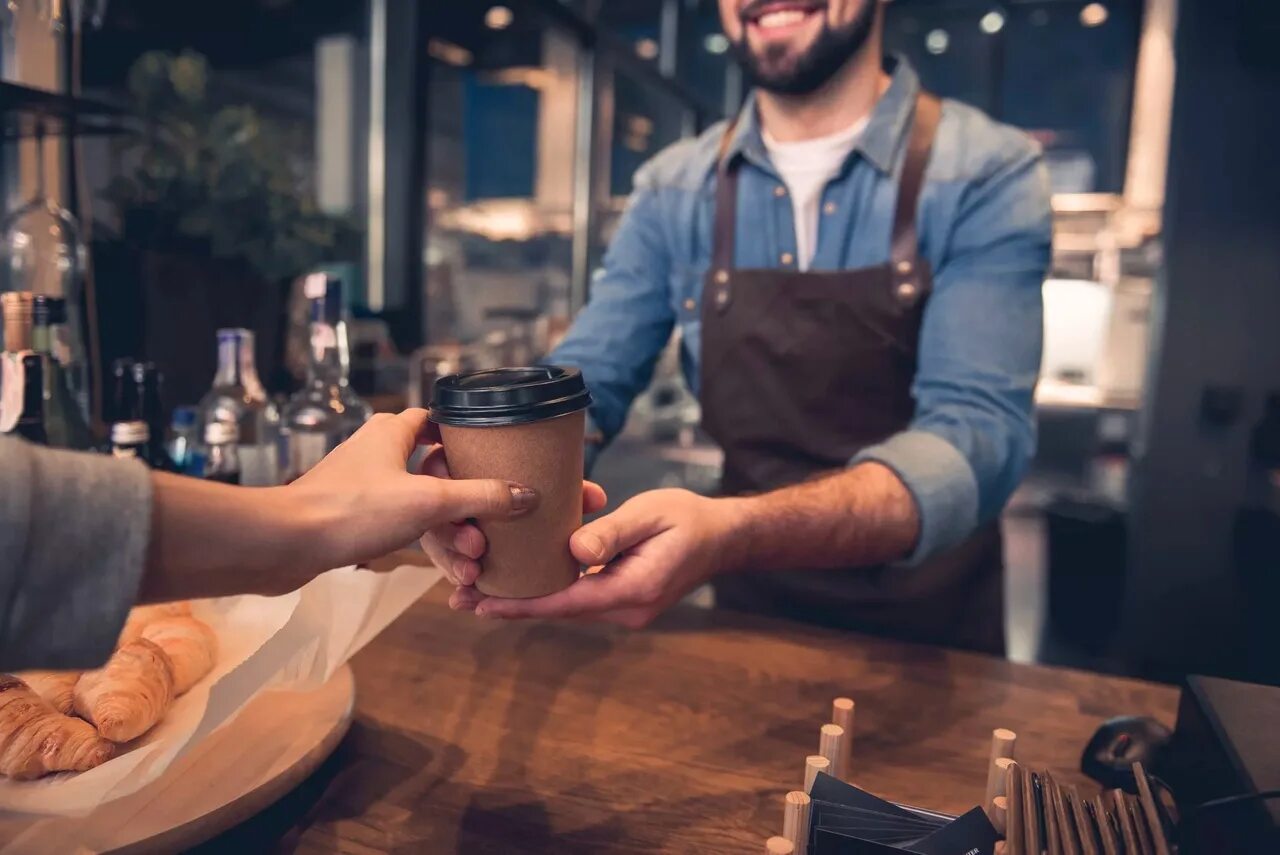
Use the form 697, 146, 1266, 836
742, 1, 826, 33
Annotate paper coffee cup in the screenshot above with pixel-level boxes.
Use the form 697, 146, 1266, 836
430, 366, 592, 599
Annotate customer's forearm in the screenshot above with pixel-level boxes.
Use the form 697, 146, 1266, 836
139, 474, 322, 603
722, 462, 921, 573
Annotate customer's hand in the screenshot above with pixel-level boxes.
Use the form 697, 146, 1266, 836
144, 408, 548, 603
286, 409, 543, 573
417, 446, 607, 587
449, 489, 743, 628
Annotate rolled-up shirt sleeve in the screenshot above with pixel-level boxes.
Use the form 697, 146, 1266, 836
855, 137, 1051, 564
0, 437, 153, 670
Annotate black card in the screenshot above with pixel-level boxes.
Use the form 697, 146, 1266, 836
814, 829, 918, 855
808, 773, 933, 823
904, 807, 1000, 855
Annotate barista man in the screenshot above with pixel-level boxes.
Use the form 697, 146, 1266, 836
425, 0, 1050, 653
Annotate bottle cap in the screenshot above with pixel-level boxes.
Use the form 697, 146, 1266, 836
430, 366, 592, 427
171, 405, 198, 429
111, 419, 150, 445
204, 421, 240, 444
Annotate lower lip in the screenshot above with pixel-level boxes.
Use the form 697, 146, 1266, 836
747, 9, 822, 40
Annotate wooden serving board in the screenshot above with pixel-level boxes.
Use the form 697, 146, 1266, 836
0, 664, 355, 854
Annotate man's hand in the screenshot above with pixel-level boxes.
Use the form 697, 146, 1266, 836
417, 447, 607, 587
449, 489, 745, 628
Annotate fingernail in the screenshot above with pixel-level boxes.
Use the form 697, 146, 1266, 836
508, 483, 539, 514
576, 530, 605, 561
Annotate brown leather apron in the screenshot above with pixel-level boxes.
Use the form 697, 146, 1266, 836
701, 92, 1005, 654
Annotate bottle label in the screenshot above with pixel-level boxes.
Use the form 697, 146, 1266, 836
112, 445, 139, 460
239, 442, 280, 487
0, 354, 22, 433
286, 432, 331, 480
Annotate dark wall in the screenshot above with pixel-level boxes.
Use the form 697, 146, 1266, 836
1125, 0, 1280, 683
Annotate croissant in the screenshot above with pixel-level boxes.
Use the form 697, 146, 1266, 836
15, 671, 79, 715
0, 676, 116, 779
117, 601, 193, 647
73, 639, 175, 743
140, 616, 217, 695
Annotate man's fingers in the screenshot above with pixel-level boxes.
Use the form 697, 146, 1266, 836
473, 572, 631, 620
427, 478, 537, 521
569, 507, 665, 566
582, 481, 608, 514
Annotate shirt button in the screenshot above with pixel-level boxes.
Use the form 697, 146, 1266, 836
714, 269, 730, 285
896, 259, 914, 275
897, 281, 918, 300
823, 201, 837, 215
683, 298, 696, 311
780, 252, 795, 266
773, 185, 787, 198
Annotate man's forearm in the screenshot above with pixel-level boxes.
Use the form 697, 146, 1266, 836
722, 462, 921, 573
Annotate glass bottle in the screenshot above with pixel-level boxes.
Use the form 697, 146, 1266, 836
202, 420, 242, 485
0, 121, 89, 413
168, 405, 200, 476
280, 274, 371, 481
105, 358, 150, 463
133, 362, 177, 471
31, 295, 92, 449
197, 328, 280, 486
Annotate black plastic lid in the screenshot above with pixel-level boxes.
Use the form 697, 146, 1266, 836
430, 366, 592, 427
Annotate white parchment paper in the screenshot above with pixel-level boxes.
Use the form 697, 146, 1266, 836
0, 563, 441, 817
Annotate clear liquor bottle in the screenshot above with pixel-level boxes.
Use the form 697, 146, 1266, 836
197, 328, 281, 486
280, 273, 371, 481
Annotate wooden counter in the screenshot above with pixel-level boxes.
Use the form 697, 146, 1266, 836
203, 579, 1178, 854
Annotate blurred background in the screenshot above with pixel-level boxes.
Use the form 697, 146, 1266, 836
0, 0, 1275, 685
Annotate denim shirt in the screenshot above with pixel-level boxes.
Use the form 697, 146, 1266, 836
551, 56, 1052, 563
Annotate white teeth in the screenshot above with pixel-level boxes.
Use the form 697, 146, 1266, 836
757, 9, 808, 29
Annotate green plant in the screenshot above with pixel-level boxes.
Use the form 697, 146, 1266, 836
102, 50, 361, 281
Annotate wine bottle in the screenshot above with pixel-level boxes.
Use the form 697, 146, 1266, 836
31, 295, 92, 449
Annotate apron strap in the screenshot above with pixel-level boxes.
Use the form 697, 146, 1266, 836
710, 91, 942, 284
711, 127, 740, 277
889, 93, 942, 298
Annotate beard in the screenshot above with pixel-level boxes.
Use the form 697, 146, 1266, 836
731, 2, 877, 96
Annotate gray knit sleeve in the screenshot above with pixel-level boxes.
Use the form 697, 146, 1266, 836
0, 437, 153, 670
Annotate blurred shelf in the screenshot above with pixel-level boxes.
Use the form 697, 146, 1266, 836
0, 80, 133, 140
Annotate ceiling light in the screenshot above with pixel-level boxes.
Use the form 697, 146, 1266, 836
704, 33, 730, 55
635, 38, 659, 60
979, 11, 1005, 34
484, 5, 513, 30
925, 29, 949, 55
1080, 3, 1109, 27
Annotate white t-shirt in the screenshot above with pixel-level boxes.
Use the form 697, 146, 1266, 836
762, 117, 868, 271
